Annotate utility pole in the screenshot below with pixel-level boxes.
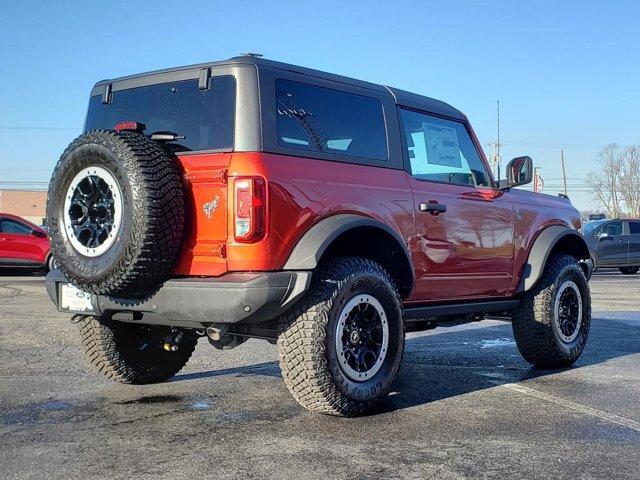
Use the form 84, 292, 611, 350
560, 149, 567, 196
487, 100, 502, 180
534, 167, 544, 193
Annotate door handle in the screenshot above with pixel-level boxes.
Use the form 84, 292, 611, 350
419, 202, 447, 215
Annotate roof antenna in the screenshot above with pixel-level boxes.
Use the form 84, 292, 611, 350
241, 52, 263, 58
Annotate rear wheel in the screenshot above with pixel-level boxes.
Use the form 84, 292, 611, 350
78, 316, 198, 384
278, 257, 404, 416
47, 255, 57, 272
619, 266, 639, 275
511, 254, 591, 369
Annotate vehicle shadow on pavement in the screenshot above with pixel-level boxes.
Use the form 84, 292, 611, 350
375, 316, 640, 414
171, 315, 640, 416
0, 269, 46, 277
173, 361, 282, 381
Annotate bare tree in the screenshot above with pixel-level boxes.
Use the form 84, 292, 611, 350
619, 146, 640, 217
586, 144, 624, 218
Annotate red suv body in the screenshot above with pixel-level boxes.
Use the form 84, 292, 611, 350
171, 151, 582, 302
0, 213, 51, 270
45, 56, 593, 416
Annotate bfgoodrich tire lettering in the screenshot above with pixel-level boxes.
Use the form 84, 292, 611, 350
511, 254, 591, 369
46, 130, 184, 296
277, 257, 404, 416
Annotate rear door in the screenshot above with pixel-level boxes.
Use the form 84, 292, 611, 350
596, 220, 628, 266
84, 73, 238, 277
399, 108, 515, 301
174, 153, 230, 276
626, 220, 640, 265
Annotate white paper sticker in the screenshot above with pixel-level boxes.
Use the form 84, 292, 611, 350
422, 122, 462, 168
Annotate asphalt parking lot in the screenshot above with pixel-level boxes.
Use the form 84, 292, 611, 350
1, 270, 639, 480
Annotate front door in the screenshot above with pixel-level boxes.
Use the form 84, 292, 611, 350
0, 217, 43, 265
398, 108, 515, 302
596, 220, 628, 266
625, 220, 640, 265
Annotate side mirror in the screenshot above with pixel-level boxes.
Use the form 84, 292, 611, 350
502, 156, 533, 188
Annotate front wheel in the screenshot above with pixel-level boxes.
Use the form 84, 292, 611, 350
511, 254, 591, 369
619, 266, 639, 275
278, 257, 404, 416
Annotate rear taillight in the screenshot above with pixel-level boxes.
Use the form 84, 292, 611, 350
233, 177, 265, 242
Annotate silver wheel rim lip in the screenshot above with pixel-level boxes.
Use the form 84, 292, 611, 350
553, 280, 583, 344
335, 294, 389, 382
62, 166, 123, 258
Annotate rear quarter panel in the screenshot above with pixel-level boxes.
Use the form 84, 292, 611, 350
225, 152, 414, 272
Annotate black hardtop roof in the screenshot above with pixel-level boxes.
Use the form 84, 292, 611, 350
94, 56, 466, 120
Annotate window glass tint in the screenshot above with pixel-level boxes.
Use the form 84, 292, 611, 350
0, 219, 31, 234
399, 108, 490, 187
275, 79, 387, 161
85, 76, 235, 152
628, 221, 640, 234
583, 220, 605, 236
600, 221, 622, 236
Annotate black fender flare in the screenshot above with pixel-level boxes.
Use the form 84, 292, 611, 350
283, 213, 415, 289
518, 226, 592, 292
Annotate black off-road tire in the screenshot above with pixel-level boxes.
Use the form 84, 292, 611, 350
78, 316, 198, 384
47, 130, 184, 296
619, 266, 639, 275
511, 254, 591, 369
277, 257, 404, 416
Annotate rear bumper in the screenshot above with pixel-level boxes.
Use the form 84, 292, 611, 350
45, 270, 312, 328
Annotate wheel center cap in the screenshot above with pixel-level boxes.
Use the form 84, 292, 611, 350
349, 330, 360, 345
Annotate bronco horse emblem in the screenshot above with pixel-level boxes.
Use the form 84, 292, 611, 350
202, 195, 220, 219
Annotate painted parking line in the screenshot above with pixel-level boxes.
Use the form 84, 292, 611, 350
494, 381, 640, 433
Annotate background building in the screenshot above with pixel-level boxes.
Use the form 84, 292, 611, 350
0, 189, 47, 225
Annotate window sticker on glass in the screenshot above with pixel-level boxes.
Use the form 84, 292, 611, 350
422, 122, 462, 168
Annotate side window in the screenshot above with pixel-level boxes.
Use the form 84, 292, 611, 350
0, 219, 31, 234
275, 79, 388, 161
399, 108, 491, 187
628, 221, 640, 234
600, 221, 623, 236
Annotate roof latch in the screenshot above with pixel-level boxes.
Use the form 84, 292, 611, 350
198, 68, 211, 90
102, 83, 112, 104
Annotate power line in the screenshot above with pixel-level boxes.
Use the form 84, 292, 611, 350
0, 126, 78, 131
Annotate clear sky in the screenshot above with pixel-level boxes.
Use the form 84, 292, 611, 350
1, 0, 639, 211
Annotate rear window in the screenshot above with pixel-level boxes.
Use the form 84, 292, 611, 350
85, 76, 235, 152
275, 79, 388, 161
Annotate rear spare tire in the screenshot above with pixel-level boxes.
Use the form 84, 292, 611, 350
46, 130, 184, 296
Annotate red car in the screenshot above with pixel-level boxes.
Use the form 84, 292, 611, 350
0, 213, 53, 271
